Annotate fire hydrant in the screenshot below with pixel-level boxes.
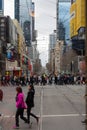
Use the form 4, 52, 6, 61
0, 89, 3, 101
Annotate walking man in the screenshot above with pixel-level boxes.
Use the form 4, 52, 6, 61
26, 84, 39, 124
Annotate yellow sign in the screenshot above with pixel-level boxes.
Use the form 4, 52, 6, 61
76, 0, 86, 31
70, 0, 86, 38
70, 2, 77, 37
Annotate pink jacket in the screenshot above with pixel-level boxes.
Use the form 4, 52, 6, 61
16, 93, 26, 108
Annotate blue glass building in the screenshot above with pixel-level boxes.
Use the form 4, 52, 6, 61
56, 1, 71, 42
20, 0, 32, 46
0, 0, 4, 15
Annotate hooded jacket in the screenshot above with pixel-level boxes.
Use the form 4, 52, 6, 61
16, 93, 26, 108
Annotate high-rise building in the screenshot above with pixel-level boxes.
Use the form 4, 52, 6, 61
70, 0, 85, 55
56, 0, 70, 41
56, 0, 59, 40
0, 0, 4, 16
49, 30, 56, 65
15, 0, 20, 22
49, 30, 56, 50
20, 0, 32, 46
59, 21, 65, 41
32, 2, 36, 41
23, 21, 31, 46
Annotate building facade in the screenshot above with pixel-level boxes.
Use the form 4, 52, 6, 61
32, 2, 36, 42
15, 0, 20, 22
20, 0, 32, 46
0, 0, 4, 16
49, 30, 56, 50
56, 0, 70, 41
19, 0, 37, 62
49, 40, 64, 74
0, 16, 18, 76
14, 0, 38, 74
54, 40, 64, 74
70, 0, 85, 55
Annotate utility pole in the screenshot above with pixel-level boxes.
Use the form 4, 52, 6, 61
85, 0, 87, 128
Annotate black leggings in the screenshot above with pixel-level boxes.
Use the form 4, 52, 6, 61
27, 107, 37, 123
15, 108, 27, 126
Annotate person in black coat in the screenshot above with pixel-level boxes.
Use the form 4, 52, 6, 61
25, 84, 39, 124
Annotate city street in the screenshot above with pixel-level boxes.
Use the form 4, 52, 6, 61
0, 84, 86, 130
0, 1, 87, 130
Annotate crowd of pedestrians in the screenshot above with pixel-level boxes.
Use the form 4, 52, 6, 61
0, 73, 86, 129
0, 73, 86, 87
48, 74, 86, 85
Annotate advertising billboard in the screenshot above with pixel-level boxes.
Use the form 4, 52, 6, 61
70, 2, 77, 38
70, 0, 86, 38
76, 0, 86, 32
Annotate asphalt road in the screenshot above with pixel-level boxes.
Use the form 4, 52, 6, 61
0, 84, 86, 130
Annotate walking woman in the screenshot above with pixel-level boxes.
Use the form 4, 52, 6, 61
13, 86, 28, 129
26, 84, 39, 124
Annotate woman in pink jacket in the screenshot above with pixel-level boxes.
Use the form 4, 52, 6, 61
13, 86, 28, 129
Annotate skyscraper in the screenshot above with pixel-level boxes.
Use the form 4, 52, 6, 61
15, 0, 20, 22
32, 2, 35, 41
20, 0, 32, 46
59, 21, 65, 41
56, 0, 70, 41
0, 0, 4, 16
49, 30, 56, 50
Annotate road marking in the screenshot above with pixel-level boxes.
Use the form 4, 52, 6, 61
2, 113, 86, 118
42, 114, 80, 117
39, 87, 43, 130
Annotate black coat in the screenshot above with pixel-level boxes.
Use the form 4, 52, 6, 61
26, 89, 35, 108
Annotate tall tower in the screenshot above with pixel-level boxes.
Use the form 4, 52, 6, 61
56, 0, 70, 42
56, 0, 59, 40
15, 0, 20, 22
20, 0, 32, 46
0, 0, 4, 16
32, 2, 35, 41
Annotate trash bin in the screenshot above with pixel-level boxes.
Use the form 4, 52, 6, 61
0, 89, 3, 101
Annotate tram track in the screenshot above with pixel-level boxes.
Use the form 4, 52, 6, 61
54, 85, 84, 116
64, 84, 85, 97
36, 84, 85, 130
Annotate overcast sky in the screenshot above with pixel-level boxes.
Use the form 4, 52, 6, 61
33, 0, 56, 35
4, 0, 56, 66
4, 0, 14, 18
33, 0, 56, 66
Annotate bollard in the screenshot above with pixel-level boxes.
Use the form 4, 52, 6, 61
0, 89, 3, 101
